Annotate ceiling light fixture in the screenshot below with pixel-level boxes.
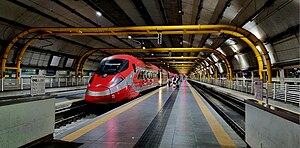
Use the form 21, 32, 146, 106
96, 11, 102, 16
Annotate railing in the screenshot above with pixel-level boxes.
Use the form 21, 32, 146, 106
0, 76, 91, 91
194, 78, 300, 106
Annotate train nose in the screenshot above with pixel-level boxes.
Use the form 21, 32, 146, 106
85, 87, 113, 103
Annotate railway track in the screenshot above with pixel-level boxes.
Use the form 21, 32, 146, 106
188, 80, 246, 140
55, 100, 89, 128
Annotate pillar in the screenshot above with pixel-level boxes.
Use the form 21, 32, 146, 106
279, 69, 285, 84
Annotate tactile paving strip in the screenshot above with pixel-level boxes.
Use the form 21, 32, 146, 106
133, 89, 179, 148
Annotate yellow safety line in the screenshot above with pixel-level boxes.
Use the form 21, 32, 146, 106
234, 94, 300, 115
197, 81, 300, 115
220, 89, 300, 115
269, 103, 300, 115
187, 83, 237, 148
61, 86, 166, 141
56, 98, 84, 106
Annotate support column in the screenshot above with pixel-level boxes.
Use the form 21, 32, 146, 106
55, 71, 60, 84
251, 71, 254, 94
38, 69, 44, 75
279, 69, 285, 84
243, 72, 246, 86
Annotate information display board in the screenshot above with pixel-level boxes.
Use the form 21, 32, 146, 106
30, 76, 45, 96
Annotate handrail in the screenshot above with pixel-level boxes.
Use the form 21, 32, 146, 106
193, 78, 300, 107
0, 76, 91, 92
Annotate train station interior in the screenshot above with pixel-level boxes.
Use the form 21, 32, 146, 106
0, 0, 299, 148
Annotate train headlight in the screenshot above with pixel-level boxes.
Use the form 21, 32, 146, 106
110, 77, 123, 88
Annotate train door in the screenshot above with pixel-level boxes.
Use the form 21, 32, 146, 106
137, 69, 144, 92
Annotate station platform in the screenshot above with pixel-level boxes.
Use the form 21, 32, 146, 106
0, 85, 87, 111
0, 85, 86, 99
190, 80, 300, 114
52, 80, 246, 147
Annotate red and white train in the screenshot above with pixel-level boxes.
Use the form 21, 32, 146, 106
85, 54, 170, 103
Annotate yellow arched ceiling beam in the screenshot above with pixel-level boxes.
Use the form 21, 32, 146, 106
182, 59, 218, 80
2, 33, 50, 79
197, 63, 211, 80
75, 49, 98, 77
194, 61, 217, 80
171, 65, 195, 67
1, 25, 271, 82
97, 47, 231, 80
201, 61, 218, 80
172, 67, 194, 69
167, 58, 217, 79
151, 61, 195, 64
15, 34, 50, 79
168, 64, 194, 66
97, 47, 216, 53
146, 59, 220, 80
79, 52, 98, 77
140, 57, 204, 60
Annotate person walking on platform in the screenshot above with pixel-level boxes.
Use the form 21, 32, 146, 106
175, 76, 180, 88
172, 76, 179, 88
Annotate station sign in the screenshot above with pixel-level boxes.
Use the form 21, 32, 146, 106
30, 76, 46, 96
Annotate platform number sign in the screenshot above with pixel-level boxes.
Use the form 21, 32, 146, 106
30, 76, 45, 96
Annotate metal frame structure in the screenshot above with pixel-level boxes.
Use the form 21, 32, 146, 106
74, 48, 225, 78
1, 25, 272, 82
75, 49, 98, 77
195, 63, 212, 80
95, 47, 232, 79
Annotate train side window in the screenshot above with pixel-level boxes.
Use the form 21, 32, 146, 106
132, 64, 136, 73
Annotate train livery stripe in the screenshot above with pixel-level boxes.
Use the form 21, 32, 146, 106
86, 89, 111, 96
87, 71, 140, 97
187, 83, 237, 147
61, 86, 166, 141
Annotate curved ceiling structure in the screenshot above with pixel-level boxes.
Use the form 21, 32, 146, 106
0, 0, 299, 82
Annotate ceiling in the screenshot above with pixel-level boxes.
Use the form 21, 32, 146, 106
0, 0, 299, 74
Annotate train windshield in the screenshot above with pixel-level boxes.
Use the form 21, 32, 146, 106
96, 59, 129, 75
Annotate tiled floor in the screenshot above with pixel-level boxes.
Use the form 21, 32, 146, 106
54, 80, 246, 148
